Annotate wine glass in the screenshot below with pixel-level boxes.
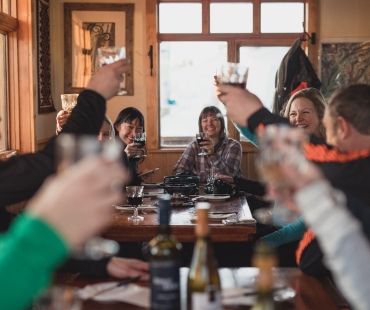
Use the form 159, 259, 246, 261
132, 132, 146, 159
196, 132, 209, 156
61, 94, 79, 114
219, 62, 249, 89
126, 185, 144, 221
97, 46, 127, 95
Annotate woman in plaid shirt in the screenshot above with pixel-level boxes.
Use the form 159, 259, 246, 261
173, 106, 244, 180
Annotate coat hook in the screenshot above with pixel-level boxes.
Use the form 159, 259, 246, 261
148, 45, 153, 76
301, 22, 316, 45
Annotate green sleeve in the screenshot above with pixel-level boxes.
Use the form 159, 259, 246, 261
0, 212, 69, 310
233, 122, 259, 147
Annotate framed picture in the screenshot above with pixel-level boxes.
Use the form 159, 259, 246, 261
320, 38, 370, 98
64, 3, 134, 95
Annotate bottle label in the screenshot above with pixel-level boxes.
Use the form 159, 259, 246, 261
192, 285, 222, 310
150, 261, 180, 309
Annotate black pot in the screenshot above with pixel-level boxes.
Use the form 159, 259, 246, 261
159, 183, 198, 196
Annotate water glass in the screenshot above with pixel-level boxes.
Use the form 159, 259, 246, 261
97, 46, 127, 95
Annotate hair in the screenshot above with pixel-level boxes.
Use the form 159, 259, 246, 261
103, 115, 115, 140
328, 84, 370, 135
198, 106, 226, 140
113, 107, 145, 135
281, 88, 327, 139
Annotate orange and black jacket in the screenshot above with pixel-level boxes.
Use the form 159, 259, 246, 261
248, 107, 370, 278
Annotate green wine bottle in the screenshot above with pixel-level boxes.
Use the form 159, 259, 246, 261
149, 194, 182, 310
251, 244, 278, 310
187, 202, 222, 310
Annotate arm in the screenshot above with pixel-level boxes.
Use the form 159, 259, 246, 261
261, 216, 306, 248
172, 142, 197, 175
296, 181, 370, 310
233, 122, 259, 147
209, 139, 243, 177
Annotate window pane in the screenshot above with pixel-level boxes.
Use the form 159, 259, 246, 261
261, 3, 304, 33
160, 42, 227, 146
159, 3, 202, 34
239, 46, 290, 141
210, 3, 253, 33
0, 34, 7, 152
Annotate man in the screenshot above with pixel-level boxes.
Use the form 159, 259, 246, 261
0, 59, 149, 280
218, 83, 370, 277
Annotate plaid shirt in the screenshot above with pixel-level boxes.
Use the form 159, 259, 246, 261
173, 137, 244, 178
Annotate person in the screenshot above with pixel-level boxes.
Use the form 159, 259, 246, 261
0, 59, 149, 281
57, 113, 115, 142
218, 83, 370, 277
114, 107, 151, 185
0, 147, 130, 309
257, 126, 370, 310
173, 106, 243, 180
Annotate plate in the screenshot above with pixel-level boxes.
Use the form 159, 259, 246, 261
114, 205, 158, 212
142, 182, 159, 189
192, 195, 230, 202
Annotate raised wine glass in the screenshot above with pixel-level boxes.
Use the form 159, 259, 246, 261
219, 62, 249, 89
196, 132, 209, 156
61, 94, 79, 114
126, 185, 144, 221
132, 132, 146, 159
97, 46, 127, 96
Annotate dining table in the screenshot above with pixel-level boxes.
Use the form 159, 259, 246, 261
102, 186, 257, 243
53, 267, 350, 309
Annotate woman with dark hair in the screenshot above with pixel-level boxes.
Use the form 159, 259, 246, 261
173, 106, 243, 179
114, 107, 147, 185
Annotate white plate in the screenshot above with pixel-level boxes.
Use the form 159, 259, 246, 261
192, 195, 230, 202
114, 205, 158, 212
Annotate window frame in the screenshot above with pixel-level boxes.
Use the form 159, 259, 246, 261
145, 0, 318, 152
0, 0, 35, 158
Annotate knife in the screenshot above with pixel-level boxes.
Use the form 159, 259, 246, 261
86, 276, 141, 300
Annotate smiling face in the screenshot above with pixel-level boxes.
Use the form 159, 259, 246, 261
288, 98, 321, 137
115, 118, 143, 145
201, 114, 221, 139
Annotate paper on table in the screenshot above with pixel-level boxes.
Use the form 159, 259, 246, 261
79, 282, 150, 308
239, 202, 257, 224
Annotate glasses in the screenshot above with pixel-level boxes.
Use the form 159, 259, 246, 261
132, 132, 146, 159
61, 94, 79, 114
126, 186, 145, 222
218, 62, 249, 89
196, 132, 209, 156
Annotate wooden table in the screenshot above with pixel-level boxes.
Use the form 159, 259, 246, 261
54, 267, 349, 309
102, 192, 256, 243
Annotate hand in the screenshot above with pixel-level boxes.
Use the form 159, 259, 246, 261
106, 257, 150, 281
213, 76, 224, 104
86, 59, 130, 100
199, 137, 215, 155
217, 85, 263, 127
28, 155, 128, 249
56, 110, 71, 132
124, 142, 143, 158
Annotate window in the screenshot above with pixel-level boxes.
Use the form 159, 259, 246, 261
147, 0, 316, 148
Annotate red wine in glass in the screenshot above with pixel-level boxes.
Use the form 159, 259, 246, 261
196, 132, 209, 156
132, 132, 146, 159
224, 81, 246, 89
126, 185, 144, 221
127, 196, 143, 206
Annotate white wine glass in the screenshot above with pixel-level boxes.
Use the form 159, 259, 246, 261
196, 132, 209, 156
97, 46, 127, 95
132, 132, 146, 159
61, 94, 79, 114
126, 185, 144, 221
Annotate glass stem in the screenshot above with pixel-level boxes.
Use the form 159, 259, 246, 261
134, 206, 139, 218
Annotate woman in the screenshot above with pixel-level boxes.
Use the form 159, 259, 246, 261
260, 88, 327, 251
113, 107, 150, 185
173, 106, 243, 180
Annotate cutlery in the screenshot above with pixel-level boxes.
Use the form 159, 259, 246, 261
85, 276, 141, 300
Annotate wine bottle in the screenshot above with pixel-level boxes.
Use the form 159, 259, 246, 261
251, 243, 278, 310
187, 202, 222, 310
149, 194, 182, 310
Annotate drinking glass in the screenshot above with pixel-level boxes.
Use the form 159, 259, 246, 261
255, 124, 309, 225
219, 62, 249, 89
126, 185, 144, 221
61, 94, 79, 114
55, 134, 121, 259
32, 286, 81, 310
206, 166, 219, 193
132, 132, 146, 159
97, 46, 127, 95
196, 132, 209, 156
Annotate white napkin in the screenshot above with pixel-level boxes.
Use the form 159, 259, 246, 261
78, 282, 150, 308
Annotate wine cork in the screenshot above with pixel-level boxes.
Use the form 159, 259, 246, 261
195, 202, 210, 237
